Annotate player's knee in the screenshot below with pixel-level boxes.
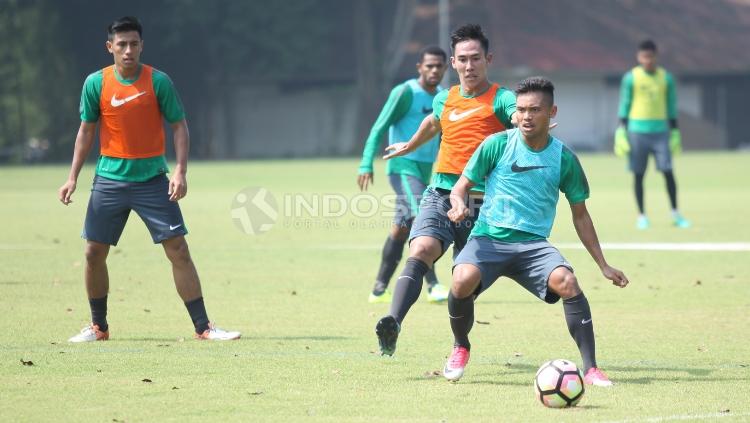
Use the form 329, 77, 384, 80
408, 238, 439, 263
451, 265, 480, 298
84, 242, 109, 264
551, 270, 581, 299
164, 237, 192, 264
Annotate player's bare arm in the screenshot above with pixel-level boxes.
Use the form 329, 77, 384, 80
58, 121, 97, 205
447, 175, 476, 223
383, 114, 441, 160
570, 202, 629, 288
169, 119, 189, 202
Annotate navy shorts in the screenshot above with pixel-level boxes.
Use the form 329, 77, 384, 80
628, 131, 672, 173
82, 174, 188, 246
453, 236, 573, 304
408, 187, 483, 261
388, 173, 428, 227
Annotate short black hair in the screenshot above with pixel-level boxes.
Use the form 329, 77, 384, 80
450, 24, 489, 55
108, 16, 142, 40
418, 45, 447, 63
515, 76, 555, 105
638, 39, 657, 52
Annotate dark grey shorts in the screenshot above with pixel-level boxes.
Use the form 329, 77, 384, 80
628, 131, 672, 173
82, 175, 188, 246
408, 187, 482, 261
453, 236, 573, 304
388, 173, 428, 227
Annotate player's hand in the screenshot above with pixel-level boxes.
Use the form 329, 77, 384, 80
168, 173, 187, 202
58, 180, 76, 205
669, 129, 682, 155
447, 204, 470, 223
357, 172, 373, 191
601, 264, 629, 288
614, 127, 630, 157
383, 142, 411, 160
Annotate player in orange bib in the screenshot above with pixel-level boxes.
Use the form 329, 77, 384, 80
58, 16, 240, 343
375, 24, 517, 356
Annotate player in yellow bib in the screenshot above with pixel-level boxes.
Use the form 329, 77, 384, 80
615, 40, 690, 230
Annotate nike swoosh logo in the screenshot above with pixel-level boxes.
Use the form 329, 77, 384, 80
510, 160, 548, 173
111, 91, 147, 107
448, 106, 483, 122
581, 318, 592, 325
169, 224, 182, 231
421, 106, 433, 114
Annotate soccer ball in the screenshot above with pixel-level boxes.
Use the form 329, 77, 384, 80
534, 359, 585, 408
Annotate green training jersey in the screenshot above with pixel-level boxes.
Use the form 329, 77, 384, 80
79, 64, 186, 182
618, 66, 677, 133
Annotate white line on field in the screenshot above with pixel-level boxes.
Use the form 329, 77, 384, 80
599, 410, 750, 423
317, 242, 750, 252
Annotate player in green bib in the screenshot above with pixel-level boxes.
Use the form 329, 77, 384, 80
615, 39, 690, 230
357, 46, 450, 304
443, 77, 629, 386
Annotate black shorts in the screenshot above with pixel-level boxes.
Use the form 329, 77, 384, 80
82, 174, 188, 245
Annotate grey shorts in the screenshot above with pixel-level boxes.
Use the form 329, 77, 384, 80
628, 131, 672, 173
82, 175, 188, 246
453, 236, 573, 304
409, 187, 482, 261
388, 173, 428, 227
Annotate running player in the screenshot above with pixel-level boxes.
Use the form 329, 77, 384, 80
58, 16, 240, 342
358, 46, 449, 304
375, 24, 516, 356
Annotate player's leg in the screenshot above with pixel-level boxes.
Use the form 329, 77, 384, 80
133, 175, 239, 340
653, 133, 690, 228
69, 176, 130, 342
368, 224, 408, 303
443, 236, 502, 381
401, 174, 449, 302
376, 187, 452, 355
628, 132, 650, 229
547, 266, 611, 387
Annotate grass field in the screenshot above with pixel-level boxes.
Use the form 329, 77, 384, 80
1, 152, 749, 422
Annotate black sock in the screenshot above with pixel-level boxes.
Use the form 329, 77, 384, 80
634, 172, 645, 214
389, 257, 429, 323
448, 292, 474, 349
373, 236, 405, 294
185, 297, 210, 334
424, 268, 439, 288
89, 295, 108, 332
563, 293, 596, 372
663, 171, 678, 210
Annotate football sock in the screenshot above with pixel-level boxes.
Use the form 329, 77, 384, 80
425, 268, 439, 290
634, 172, 645, 214
373, 236, 405, 294
89, 295, 108, 332
448, 292, 474, 349
563, 293, 596, 372
185, 297, 210, 334
389, 257, 429, 323
663, 171, 678, 210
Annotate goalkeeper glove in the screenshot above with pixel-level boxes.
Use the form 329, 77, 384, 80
614, 127, 630, 157
669, 129, 682, 154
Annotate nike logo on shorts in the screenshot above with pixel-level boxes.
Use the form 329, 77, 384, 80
169, 224, 182, 231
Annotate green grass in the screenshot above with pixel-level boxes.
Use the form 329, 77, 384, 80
1, 152, 749, 422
